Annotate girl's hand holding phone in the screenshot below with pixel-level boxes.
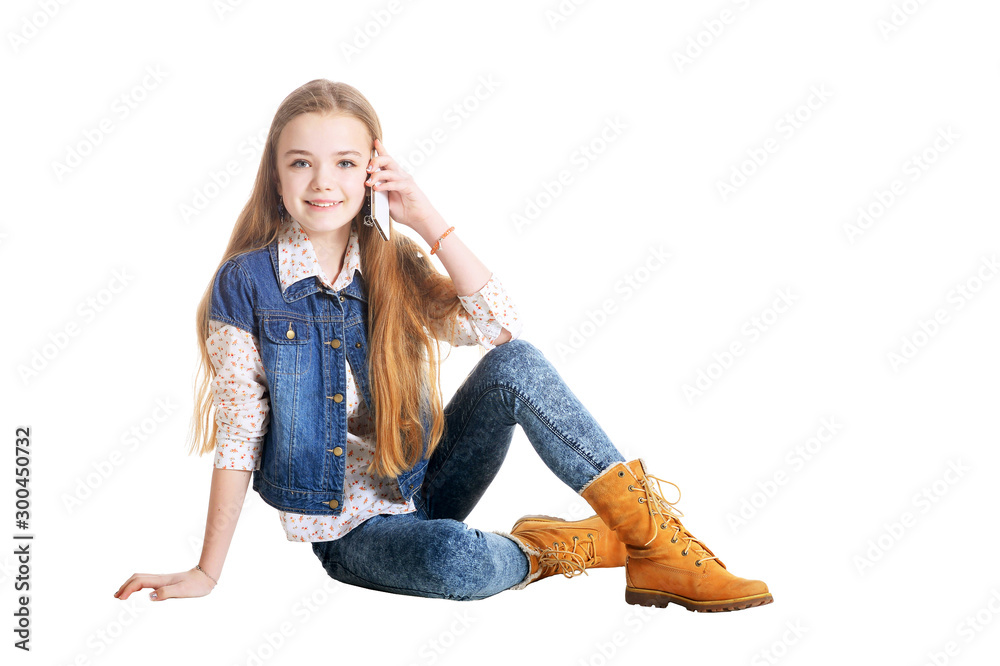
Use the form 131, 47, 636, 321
367, 138, 443, 235
114, 567, 216, 602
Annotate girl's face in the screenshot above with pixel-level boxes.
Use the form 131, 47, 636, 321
275, 111, 371, 238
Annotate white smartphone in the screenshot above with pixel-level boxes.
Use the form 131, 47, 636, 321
365, 148, 391, 241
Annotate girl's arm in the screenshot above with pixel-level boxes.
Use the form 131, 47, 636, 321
365, 138, 515, 343
114, 467, 250, 601
415, 212, 514, 345
117, 318, 266, 602
199, 467, 252, 582
427, 272, 523, 349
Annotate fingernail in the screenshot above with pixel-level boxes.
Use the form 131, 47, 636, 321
149, 591, 157, 600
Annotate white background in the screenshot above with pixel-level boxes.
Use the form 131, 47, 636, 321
2, 0, 999, 664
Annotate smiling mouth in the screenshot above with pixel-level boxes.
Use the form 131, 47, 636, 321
307, 201, 342, 208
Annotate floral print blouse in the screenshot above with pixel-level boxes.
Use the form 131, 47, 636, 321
208, 218, 523, 542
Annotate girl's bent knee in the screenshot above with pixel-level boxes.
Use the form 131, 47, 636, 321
481, 339, 552, 380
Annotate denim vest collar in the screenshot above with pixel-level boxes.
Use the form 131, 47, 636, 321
267, 223, 368, 305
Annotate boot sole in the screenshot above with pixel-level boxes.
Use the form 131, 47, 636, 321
626, 587, 774, 613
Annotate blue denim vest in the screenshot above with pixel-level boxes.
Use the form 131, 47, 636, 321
208, 238, 431, 515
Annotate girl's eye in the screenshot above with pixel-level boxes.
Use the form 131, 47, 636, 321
290, 159, 355, 168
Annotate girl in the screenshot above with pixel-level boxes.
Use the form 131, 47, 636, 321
114, 79, 772, 612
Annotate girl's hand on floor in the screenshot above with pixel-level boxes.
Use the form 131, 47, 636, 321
114, 567, 216, 602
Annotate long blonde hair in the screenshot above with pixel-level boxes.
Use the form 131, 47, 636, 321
185, 79, 465, 478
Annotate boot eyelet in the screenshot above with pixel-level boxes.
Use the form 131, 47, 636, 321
627, 485, 634, 491
587, 533, 593, 539
670, 536, 678, 543
618, 471, 625, 477
681, 549, 689, 556
660, 523, 667, 530
695, 559, 702, 567
638, 497, 645, 503
573, 536, 578, 542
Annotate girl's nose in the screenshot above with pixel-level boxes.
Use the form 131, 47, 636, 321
311, 164, 343, 190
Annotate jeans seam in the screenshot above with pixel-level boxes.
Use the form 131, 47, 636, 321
494, 380, 604, 473
422, 381, 603, 507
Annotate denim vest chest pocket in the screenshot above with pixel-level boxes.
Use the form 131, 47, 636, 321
260, 315, 312, 376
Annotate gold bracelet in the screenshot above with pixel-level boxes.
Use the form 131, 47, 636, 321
430, 226, 455, 255
196, 564, 218, 585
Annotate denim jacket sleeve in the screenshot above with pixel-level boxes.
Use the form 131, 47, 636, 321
209, 259, 257, 336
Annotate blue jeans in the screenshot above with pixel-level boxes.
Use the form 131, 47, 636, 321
310, 339, 626, 600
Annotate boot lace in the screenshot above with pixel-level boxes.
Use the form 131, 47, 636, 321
538, 534, 601, 578
634, 473, 718, 567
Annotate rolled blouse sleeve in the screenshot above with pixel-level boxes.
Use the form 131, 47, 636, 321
207, 319, 269, 471
432, 273, 524, 350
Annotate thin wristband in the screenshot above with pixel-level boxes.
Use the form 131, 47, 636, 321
430, 226, 455, 255
196, 564, 218, 585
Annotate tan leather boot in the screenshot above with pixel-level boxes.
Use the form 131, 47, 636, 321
495, 514, 627, 589
581, 459, 773, 612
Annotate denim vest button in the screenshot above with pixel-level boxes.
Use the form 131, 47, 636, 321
328, 499, 339, 509
332, 446, 343, 456
285, 322, 295, 339
339, 295, 345, 302
329, 339, 341, 348
329, 393, 344, 403
355, 342, 362, 348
